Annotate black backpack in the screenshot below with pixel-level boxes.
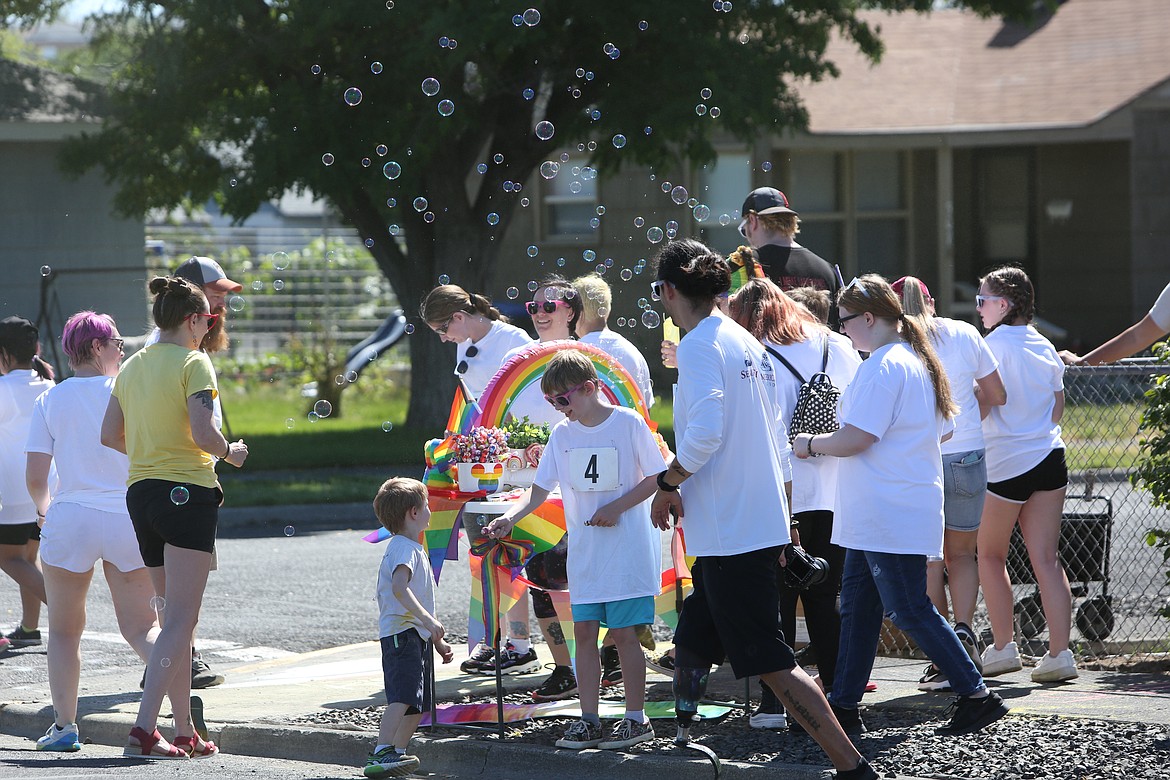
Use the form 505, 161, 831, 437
765, 337, 841, 444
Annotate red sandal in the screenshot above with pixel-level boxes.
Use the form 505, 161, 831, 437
174, 734, 219, 758
123, 726, 188, 759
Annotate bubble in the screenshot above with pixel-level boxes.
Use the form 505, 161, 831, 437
634, 216, 645, 228
620, 268, 633, 282
375, 144, 388, 156
604, 257, 614, 267
285, 417, 295, 429
346, 370, 358, 383
639, 20, 648, 30
637, 297, 649, 308
494, 153, 504, 164
229, 178, 237, 187
149, 595, 166, 612
438, 273, 451, 284
334, 373, 345, 386
527, 245, 539, 258
761, 161, 773, 172
365, 238, 374, 248
251, 280, 264, 291
670, 185, 688, 205
523, 87, 535, 100
311, 64, 321, 75
539, 161, 560, 179
503, 180, 515, 192
534, 120, 555, 141
647, 226, 664, 243
512, 13, 523, 25
386, 0, 394, 7
40, 265, 52, 277
361, 157, 372, 168
612, 134, 627, 149
642, 310, 662, 329
576, 67, 586, 78
556, 257, 565, 267
644, 126, 653, 135
389, 224, 400, 235
661, 181, 672, 192
522, 7, 540, 25
383, 161, 402, 180
308, 412, 320, 423
343, 87, 363, 106
404, 323, 415, 334
314, 399, 333, 418
269, 252, 290, 271
571, 87, 582, 99
387, 197, 397, 208
564, 288, 577, 299
569, 181, 583, 194
598, 306, 609, 317
160, 657, 171, 668
371, 61, 383, 74
710, 106, 721, 118
437, 99, 455, 116
506, 286, 519, 299
423, 211, 435, 223
589, 217, 600, 229
487, 212, 500, 225
617, 317, 627, 327
273, 279, 285, 291
421, 77, 440, 97
527, 280, 539, 292
228, 295, 245, 312
321, 153, 335, 166
170, 486, 190, 506
589, 109, 601, 122
695, 103, 707, 116
718, 213, 732, 226
700, 87, 713, 100
693, 204, 711, 221
583, 249, 596, 261
666, 219, 680, 234
438, 35, 450, 47
413, 196, 428, 212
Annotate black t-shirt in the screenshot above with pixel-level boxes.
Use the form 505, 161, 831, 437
756, 243, 841, 328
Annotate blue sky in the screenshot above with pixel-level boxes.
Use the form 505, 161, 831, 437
64, 0, 122, 22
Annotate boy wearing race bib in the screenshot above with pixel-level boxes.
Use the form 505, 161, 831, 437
486, 351, 666, 751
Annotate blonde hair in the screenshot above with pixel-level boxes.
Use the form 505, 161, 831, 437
571, 274, 611, 322
757, 212, 800, 237
540, 350, 598, 396
838, 274, 957, 418
373, 477, 427, 535
420, 285, 505, 328
896, 276, 939, 339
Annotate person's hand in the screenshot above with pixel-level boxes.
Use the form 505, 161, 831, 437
426, 618, 446, 642
1059, 349, 1085, 366
484, 513, 516, 539
436, 638, 454, 664
651, 490, 683, 531
789, 526, 801, 549
793, 433, 813, 460
224, 439, 249, 467
587, 502, 621, 528
661, 340, 678, 369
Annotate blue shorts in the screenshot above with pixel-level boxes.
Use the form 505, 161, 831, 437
571, 596, 655, 629
380, 629, 431, 714
942, 449, 987, 532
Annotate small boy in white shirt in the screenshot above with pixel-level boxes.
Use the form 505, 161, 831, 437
364, 478, 454, 779
486, 351, 666, 751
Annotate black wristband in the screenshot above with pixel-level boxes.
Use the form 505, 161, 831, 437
806, 436, 816, 458
222, 442, 232, 460
656, 470, 678, 492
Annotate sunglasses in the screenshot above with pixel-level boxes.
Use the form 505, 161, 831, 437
104, 338, 125, 351
975, 295, 1006, 308
842, 277, 872, 298
650, 280, 670, 300
544, 380, 591, 408
188, 312, 219, 330
454, 345, 479, 375
434, 316, 455, 335
737, 215, 750, 238
526, 300, 568, 315
837, 311, 864, 333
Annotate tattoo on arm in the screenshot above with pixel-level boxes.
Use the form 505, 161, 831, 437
193, 390, 215, 411
668, 462, 692, 480
546, 621, 566, 646
780, 687, 822, 733
509, 620, 529, 640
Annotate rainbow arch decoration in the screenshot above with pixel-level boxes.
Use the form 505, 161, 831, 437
475, 340, 652, 429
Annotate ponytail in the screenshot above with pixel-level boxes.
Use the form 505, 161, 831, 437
902, 315, 957, 418
30, 354, 55, 382
468, 293, 504, 322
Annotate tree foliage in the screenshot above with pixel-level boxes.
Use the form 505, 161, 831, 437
1132, 341, 1170, 607
21, 0, 1041, 428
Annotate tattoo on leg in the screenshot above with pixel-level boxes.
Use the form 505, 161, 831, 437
509, 621, 529, 639
546, 621, 566, 645
781, 686, 822, 733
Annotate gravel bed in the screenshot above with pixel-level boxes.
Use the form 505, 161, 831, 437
284, 688, 1170, 780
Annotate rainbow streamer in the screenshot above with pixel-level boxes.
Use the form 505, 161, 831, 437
728, 245, 765, 294
655, 569, 693, 630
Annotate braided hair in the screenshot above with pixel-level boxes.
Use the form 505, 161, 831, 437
420, 284, 506, 327
979, 265, 1035, 333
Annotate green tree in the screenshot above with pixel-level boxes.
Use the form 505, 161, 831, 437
1132, 341, 1170, 611
6, 0, 1044, 428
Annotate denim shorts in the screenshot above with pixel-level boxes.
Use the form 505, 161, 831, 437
381, 628, 430, 714
571, 595, 655, 629
942, 449, 987, 532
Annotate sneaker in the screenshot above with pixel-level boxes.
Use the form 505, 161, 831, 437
599, 718, 654, 750
531, 664, 578, 701
954, 622, 984, 675
479, 644, 540, 676
981, 641, 1023, 677
821, 756, 880, 780
460, 642, 495, 674
0, 636, 11, 653
937, 691, 1009, 735
363, 747, 420, 778
918, 664, 952, 692
600, 645, 623, 687
555, 718, 604, 749
1031, 649, 1078, 683
794, 643, 818, 667
749, 699, 788, 729
191, 654, 225, 689
4, 626, 41, 647
36, 722, 82, 752
646, 650, 675, 676
791, 703, 865, 737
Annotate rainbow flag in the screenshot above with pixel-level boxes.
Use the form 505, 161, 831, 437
361, 489, 464, 582
446, 381, 479, 435
728, 245, 765, 294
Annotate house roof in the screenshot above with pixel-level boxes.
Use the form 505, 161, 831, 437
796, 0, 1170, 135
0, 57, 103, 124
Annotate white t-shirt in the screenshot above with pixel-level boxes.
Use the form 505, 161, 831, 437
459, 321, 533, 399
377, 533, 436, 640
578, 328, 655, 409
533, 406, 666, 604
982, 325, 1065, 482
500, 340, 568, 428
765, 327, 862, 514
1148, 282, 1170, 331
930, 318, 999, 455
833, 342, 951, 558
26, 376, 130, 515
673, 314, 791, 557
0, 370, 54, 524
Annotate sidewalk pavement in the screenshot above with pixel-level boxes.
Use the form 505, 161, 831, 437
5, 638, 1170, 780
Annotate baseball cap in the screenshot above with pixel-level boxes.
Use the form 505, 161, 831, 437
738, 187, 797, 235
174, 256, 243, 293
891, 276, 932, 299
0, 315, 38, 346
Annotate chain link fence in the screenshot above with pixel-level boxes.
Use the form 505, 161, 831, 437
878, 359, 1170, 661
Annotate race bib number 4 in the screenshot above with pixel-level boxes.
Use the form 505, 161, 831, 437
568, 447, 620, 492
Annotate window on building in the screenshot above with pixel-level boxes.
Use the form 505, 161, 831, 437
696, 151, 751, 255
544, 159, 599, 239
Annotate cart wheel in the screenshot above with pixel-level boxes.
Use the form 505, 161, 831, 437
1076, 597, 1114, 641
1015, 595, 1047, 639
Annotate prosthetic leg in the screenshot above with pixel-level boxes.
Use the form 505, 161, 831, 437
672, 647, 722, 775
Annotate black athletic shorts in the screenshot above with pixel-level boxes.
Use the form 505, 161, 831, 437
526, 535, 569, 619
126, 479, 221, 567
672, 545, 798, 679
987, 448, 1068, 503
381, 628, 430, 714
0, 522, 41, 545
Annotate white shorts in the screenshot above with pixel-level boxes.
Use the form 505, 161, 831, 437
39, 502, 146, 574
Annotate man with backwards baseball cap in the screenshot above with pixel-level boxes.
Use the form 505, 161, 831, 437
737, 187, 840, 305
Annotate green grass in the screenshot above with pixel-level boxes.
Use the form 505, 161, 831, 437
1062, 401, 1146, 472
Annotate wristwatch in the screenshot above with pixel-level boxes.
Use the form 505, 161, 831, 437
656, 471, 678, 492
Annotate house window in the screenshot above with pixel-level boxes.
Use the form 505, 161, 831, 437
696, 150, 751, 255
544, 159, 599, 239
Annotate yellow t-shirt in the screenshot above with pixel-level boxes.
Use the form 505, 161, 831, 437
113, 343, 219, 488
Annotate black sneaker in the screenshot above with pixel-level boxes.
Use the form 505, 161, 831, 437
954, 622, 984, 675
918, 663, 952, 692
191, 654, 225, 689
791, 703, 865, 737
749, 697, 787, 729
646, 650, 674, 675
821, 756, 879, 779
479, 645, 540, 676
936, 691, 1009, 735
600, 645, 623, 687
532, 664, 578, 702
460, 642, 496, 674
4, 626, 41, 647
794, 643, 818, 667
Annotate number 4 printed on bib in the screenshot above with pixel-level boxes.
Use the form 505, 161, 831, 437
568, 447, 620, 492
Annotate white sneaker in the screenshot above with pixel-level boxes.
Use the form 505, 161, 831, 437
981, 641, 1023, 677
36, 722, 81, 752
1031, 649, 1078, 683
